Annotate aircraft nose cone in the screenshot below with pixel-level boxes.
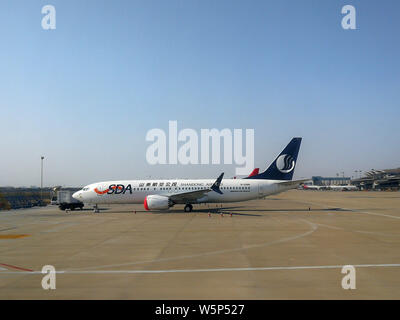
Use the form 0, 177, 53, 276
72, 191, 80, 200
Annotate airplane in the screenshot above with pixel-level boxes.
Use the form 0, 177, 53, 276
302, 185, 326, 191
302, 184, 358, 191
326, 185, 358, 191
72, 137, 306, 213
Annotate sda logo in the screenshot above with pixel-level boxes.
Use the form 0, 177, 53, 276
94, 184, 133, 195
276, 154, 295, 173
107, 184, 132, 195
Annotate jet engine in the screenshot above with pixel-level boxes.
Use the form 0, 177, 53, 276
144, 195, 172, 210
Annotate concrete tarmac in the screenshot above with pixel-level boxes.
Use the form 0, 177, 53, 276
0, 190, 399, 299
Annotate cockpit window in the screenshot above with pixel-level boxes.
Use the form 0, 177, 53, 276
83, 187, 89, 191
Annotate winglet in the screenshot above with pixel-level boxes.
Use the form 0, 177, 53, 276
247, 168, 259, 178
211, 173, 224, 194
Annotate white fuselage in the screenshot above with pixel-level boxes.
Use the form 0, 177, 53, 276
73, 178, 294, 205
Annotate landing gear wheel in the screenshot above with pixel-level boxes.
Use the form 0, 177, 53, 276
184, 204, 193, 212
93, 204, 99, 213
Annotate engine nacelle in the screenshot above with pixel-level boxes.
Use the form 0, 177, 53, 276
144, 195, 171, 211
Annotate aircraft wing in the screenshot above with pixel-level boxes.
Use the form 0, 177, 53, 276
278, 179, 311, 187
169, 189, 211, 203
169, 173, 224, 204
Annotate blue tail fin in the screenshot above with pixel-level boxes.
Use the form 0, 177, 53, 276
245, 137, 302, 181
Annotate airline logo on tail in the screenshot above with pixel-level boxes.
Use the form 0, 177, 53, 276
276, 154, 295, 173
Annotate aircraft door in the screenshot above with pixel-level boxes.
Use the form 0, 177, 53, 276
258, 182, 264, 197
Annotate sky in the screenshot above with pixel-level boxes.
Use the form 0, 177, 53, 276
0, 0, 399, 187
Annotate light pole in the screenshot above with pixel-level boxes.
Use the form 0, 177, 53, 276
41, 156, 44, 202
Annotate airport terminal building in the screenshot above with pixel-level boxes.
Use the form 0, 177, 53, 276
351, 168, 400, 191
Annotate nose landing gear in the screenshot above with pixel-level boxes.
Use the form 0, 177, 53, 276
184, 204, 193, 212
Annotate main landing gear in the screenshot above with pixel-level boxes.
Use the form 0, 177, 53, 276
184, 204, 193, 212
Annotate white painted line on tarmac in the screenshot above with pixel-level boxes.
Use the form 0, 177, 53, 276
0, 263, 400, 275
345, 208, 400, 220
298, 200, 400, 220
313, 222, 343, 230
